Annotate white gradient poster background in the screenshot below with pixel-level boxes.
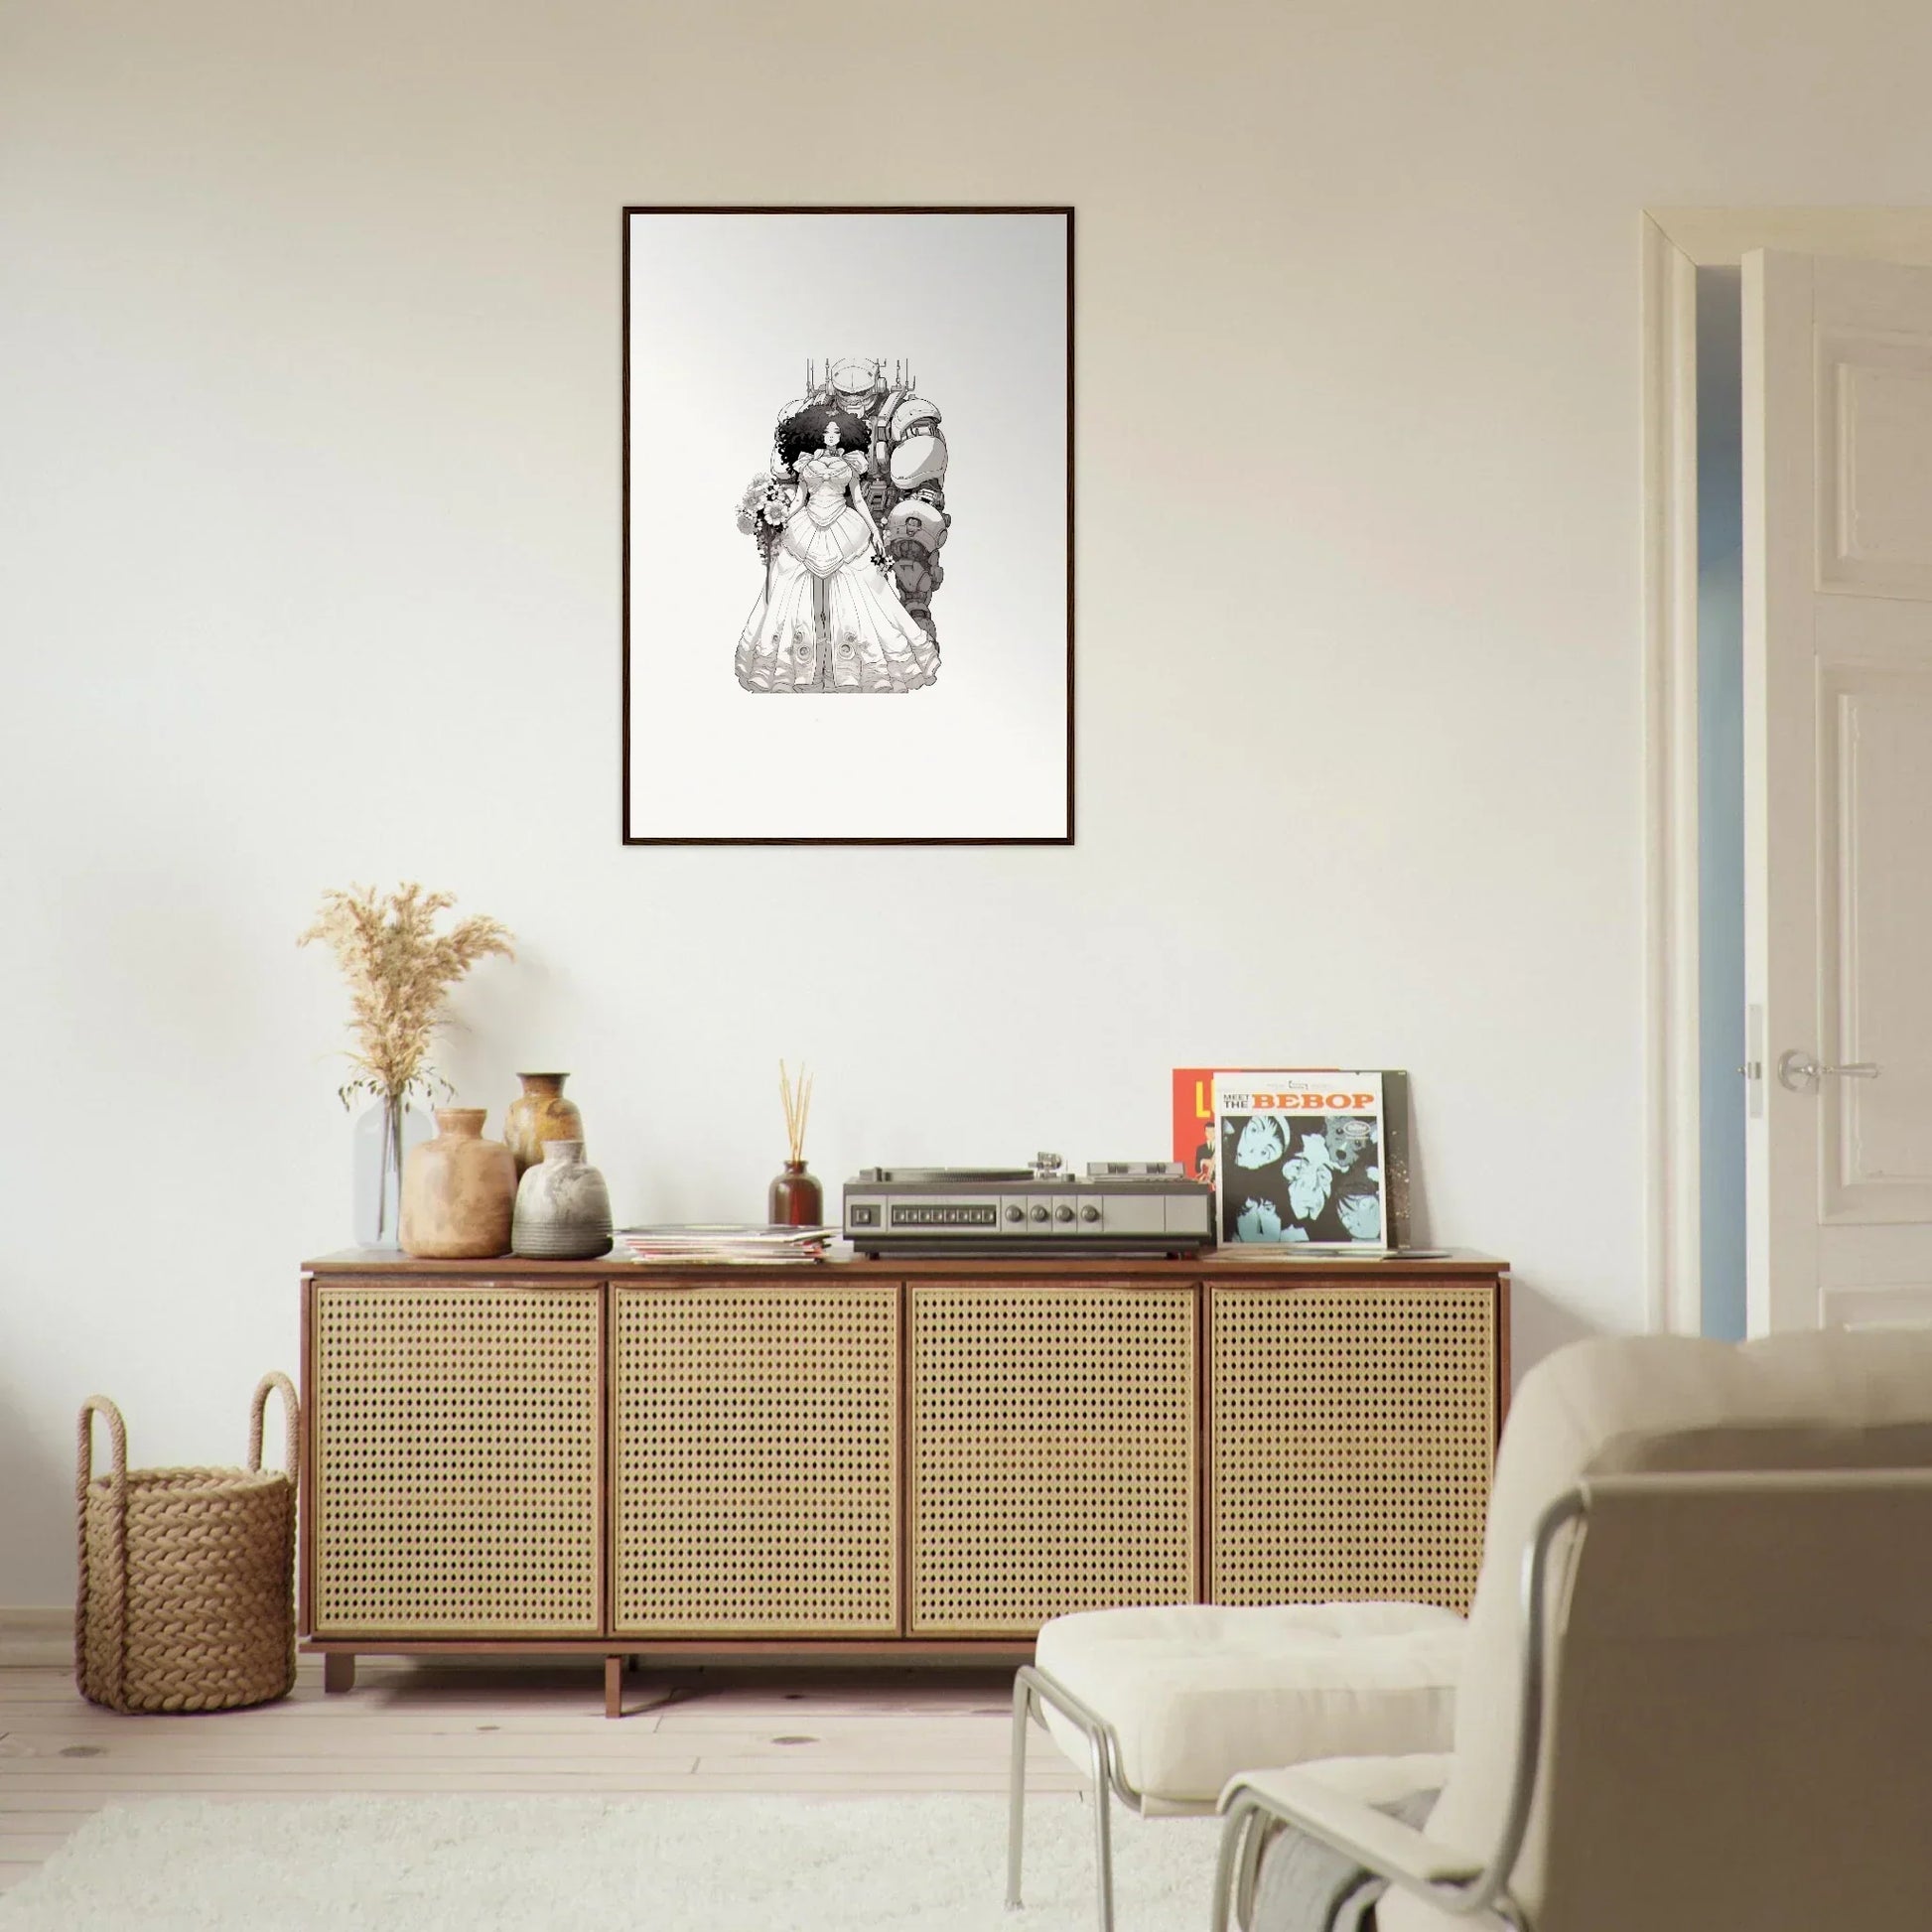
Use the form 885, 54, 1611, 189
625, 211, 1069, 839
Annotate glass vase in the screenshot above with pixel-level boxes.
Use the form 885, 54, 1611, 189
351, 1095, 431, 1249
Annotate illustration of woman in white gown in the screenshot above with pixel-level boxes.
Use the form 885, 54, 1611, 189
734, 404, 939, 694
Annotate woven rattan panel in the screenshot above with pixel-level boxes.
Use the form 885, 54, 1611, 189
313, 1284, 601, 1636
612, 1284, 899, 1635
1209, 1284, 1495, 1612
909, 1284, 1197, 1635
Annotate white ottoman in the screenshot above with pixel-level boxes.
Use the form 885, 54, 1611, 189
1008, 1602, 1466, 1932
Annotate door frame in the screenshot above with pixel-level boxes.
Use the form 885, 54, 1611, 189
1640, 208, 1932, 1335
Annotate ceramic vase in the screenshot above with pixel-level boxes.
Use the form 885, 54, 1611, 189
504, 1072, 585, 1176
511, 1141, 614, 1260
400, 1109, 515, 1259
767, 1160, 824, 1227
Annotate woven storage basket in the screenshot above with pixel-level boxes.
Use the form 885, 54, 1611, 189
76, 1372, 299, 1714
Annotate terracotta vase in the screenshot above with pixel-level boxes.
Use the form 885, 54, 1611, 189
504, 1072, 585, 1176
512, 1141, 615, 1260
400, 1109, 515, 1259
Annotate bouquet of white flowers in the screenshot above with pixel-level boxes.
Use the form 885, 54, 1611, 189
735, 470, 795, 552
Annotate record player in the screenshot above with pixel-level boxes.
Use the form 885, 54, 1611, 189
843, 1154, 1212, 1257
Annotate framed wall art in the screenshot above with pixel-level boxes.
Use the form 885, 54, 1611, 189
621, 207, 1074, 845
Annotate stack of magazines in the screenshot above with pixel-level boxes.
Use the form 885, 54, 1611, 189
613, 1224, 838, 1265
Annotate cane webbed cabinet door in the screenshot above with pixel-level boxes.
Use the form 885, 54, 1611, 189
611, 1282, 900, 1635
1208, 1281, 1495, 1612
907, 1281, 1198, 1634
310, 1281, 602, 1636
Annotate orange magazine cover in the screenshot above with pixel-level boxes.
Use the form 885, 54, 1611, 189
1172, 1069, 1222, 1184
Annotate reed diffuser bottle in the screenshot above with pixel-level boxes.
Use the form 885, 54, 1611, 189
768, 1059, 823, 1226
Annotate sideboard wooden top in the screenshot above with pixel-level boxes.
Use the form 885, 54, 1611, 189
305, 1247, 1507, 1281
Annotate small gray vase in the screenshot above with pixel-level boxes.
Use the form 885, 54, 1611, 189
511, 1141, 614, 1260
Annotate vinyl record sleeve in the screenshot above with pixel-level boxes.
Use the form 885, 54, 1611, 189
1175, 1068, 1412, 1249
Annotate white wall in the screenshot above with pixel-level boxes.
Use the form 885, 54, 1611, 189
6, 0, 1931, 1604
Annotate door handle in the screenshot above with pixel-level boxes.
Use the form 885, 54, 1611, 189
1777, 1049, 1881, 1092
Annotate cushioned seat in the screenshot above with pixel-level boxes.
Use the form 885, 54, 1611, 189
1034, 1601, 1465, 1812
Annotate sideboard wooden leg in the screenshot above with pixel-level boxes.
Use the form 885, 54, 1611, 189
323, 1653, 355, 1696
604, 1654, 622, 1720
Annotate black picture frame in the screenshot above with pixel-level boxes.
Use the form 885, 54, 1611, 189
620, 205, 1075, 846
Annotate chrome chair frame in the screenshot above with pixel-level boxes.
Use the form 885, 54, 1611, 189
1211, 1469, 1932, 1932
1006, 1661, 1215, 1932
1210, 1486, 1581, 1932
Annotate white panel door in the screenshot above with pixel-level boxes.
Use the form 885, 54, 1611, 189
1745, 250, 1932, 1331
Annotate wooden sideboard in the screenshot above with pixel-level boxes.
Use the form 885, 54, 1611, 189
300, 1250, 1509, 1715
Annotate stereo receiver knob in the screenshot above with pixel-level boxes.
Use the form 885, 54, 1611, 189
1080, 1205, 1101, 1223
1054, 1205, 1075, 1223
1005, 1204, 1025, 1223
1030, 1205, 1050, 1223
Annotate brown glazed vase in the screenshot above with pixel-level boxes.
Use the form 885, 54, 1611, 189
767, 1161, 824, 1227
503, 1072, 585, 1176
400, 1109, 515, 1258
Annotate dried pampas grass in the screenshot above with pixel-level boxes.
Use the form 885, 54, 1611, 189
299, 883, 514, 1108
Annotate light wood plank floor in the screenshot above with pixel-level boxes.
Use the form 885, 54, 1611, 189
0, 1659, 1084, 1892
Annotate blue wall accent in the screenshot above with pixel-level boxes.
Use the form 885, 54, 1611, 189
1697, 268, 1746, 1341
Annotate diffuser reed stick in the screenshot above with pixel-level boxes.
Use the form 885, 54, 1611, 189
778, 1059, 813, 1163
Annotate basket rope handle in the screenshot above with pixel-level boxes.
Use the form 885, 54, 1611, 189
77, 1395, 128, 1500
247, 1371, 300, 1480
75, 1396, 130, 1707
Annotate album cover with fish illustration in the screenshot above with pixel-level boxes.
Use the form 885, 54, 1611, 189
1208, 1070, 1412, 1249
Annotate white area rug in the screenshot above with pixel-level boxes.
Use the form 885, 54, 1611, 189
0, 1794, 1222, 1930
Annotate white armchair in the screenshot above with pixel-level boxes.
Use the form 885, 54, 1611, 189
1213, 1327, 1932, 1932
